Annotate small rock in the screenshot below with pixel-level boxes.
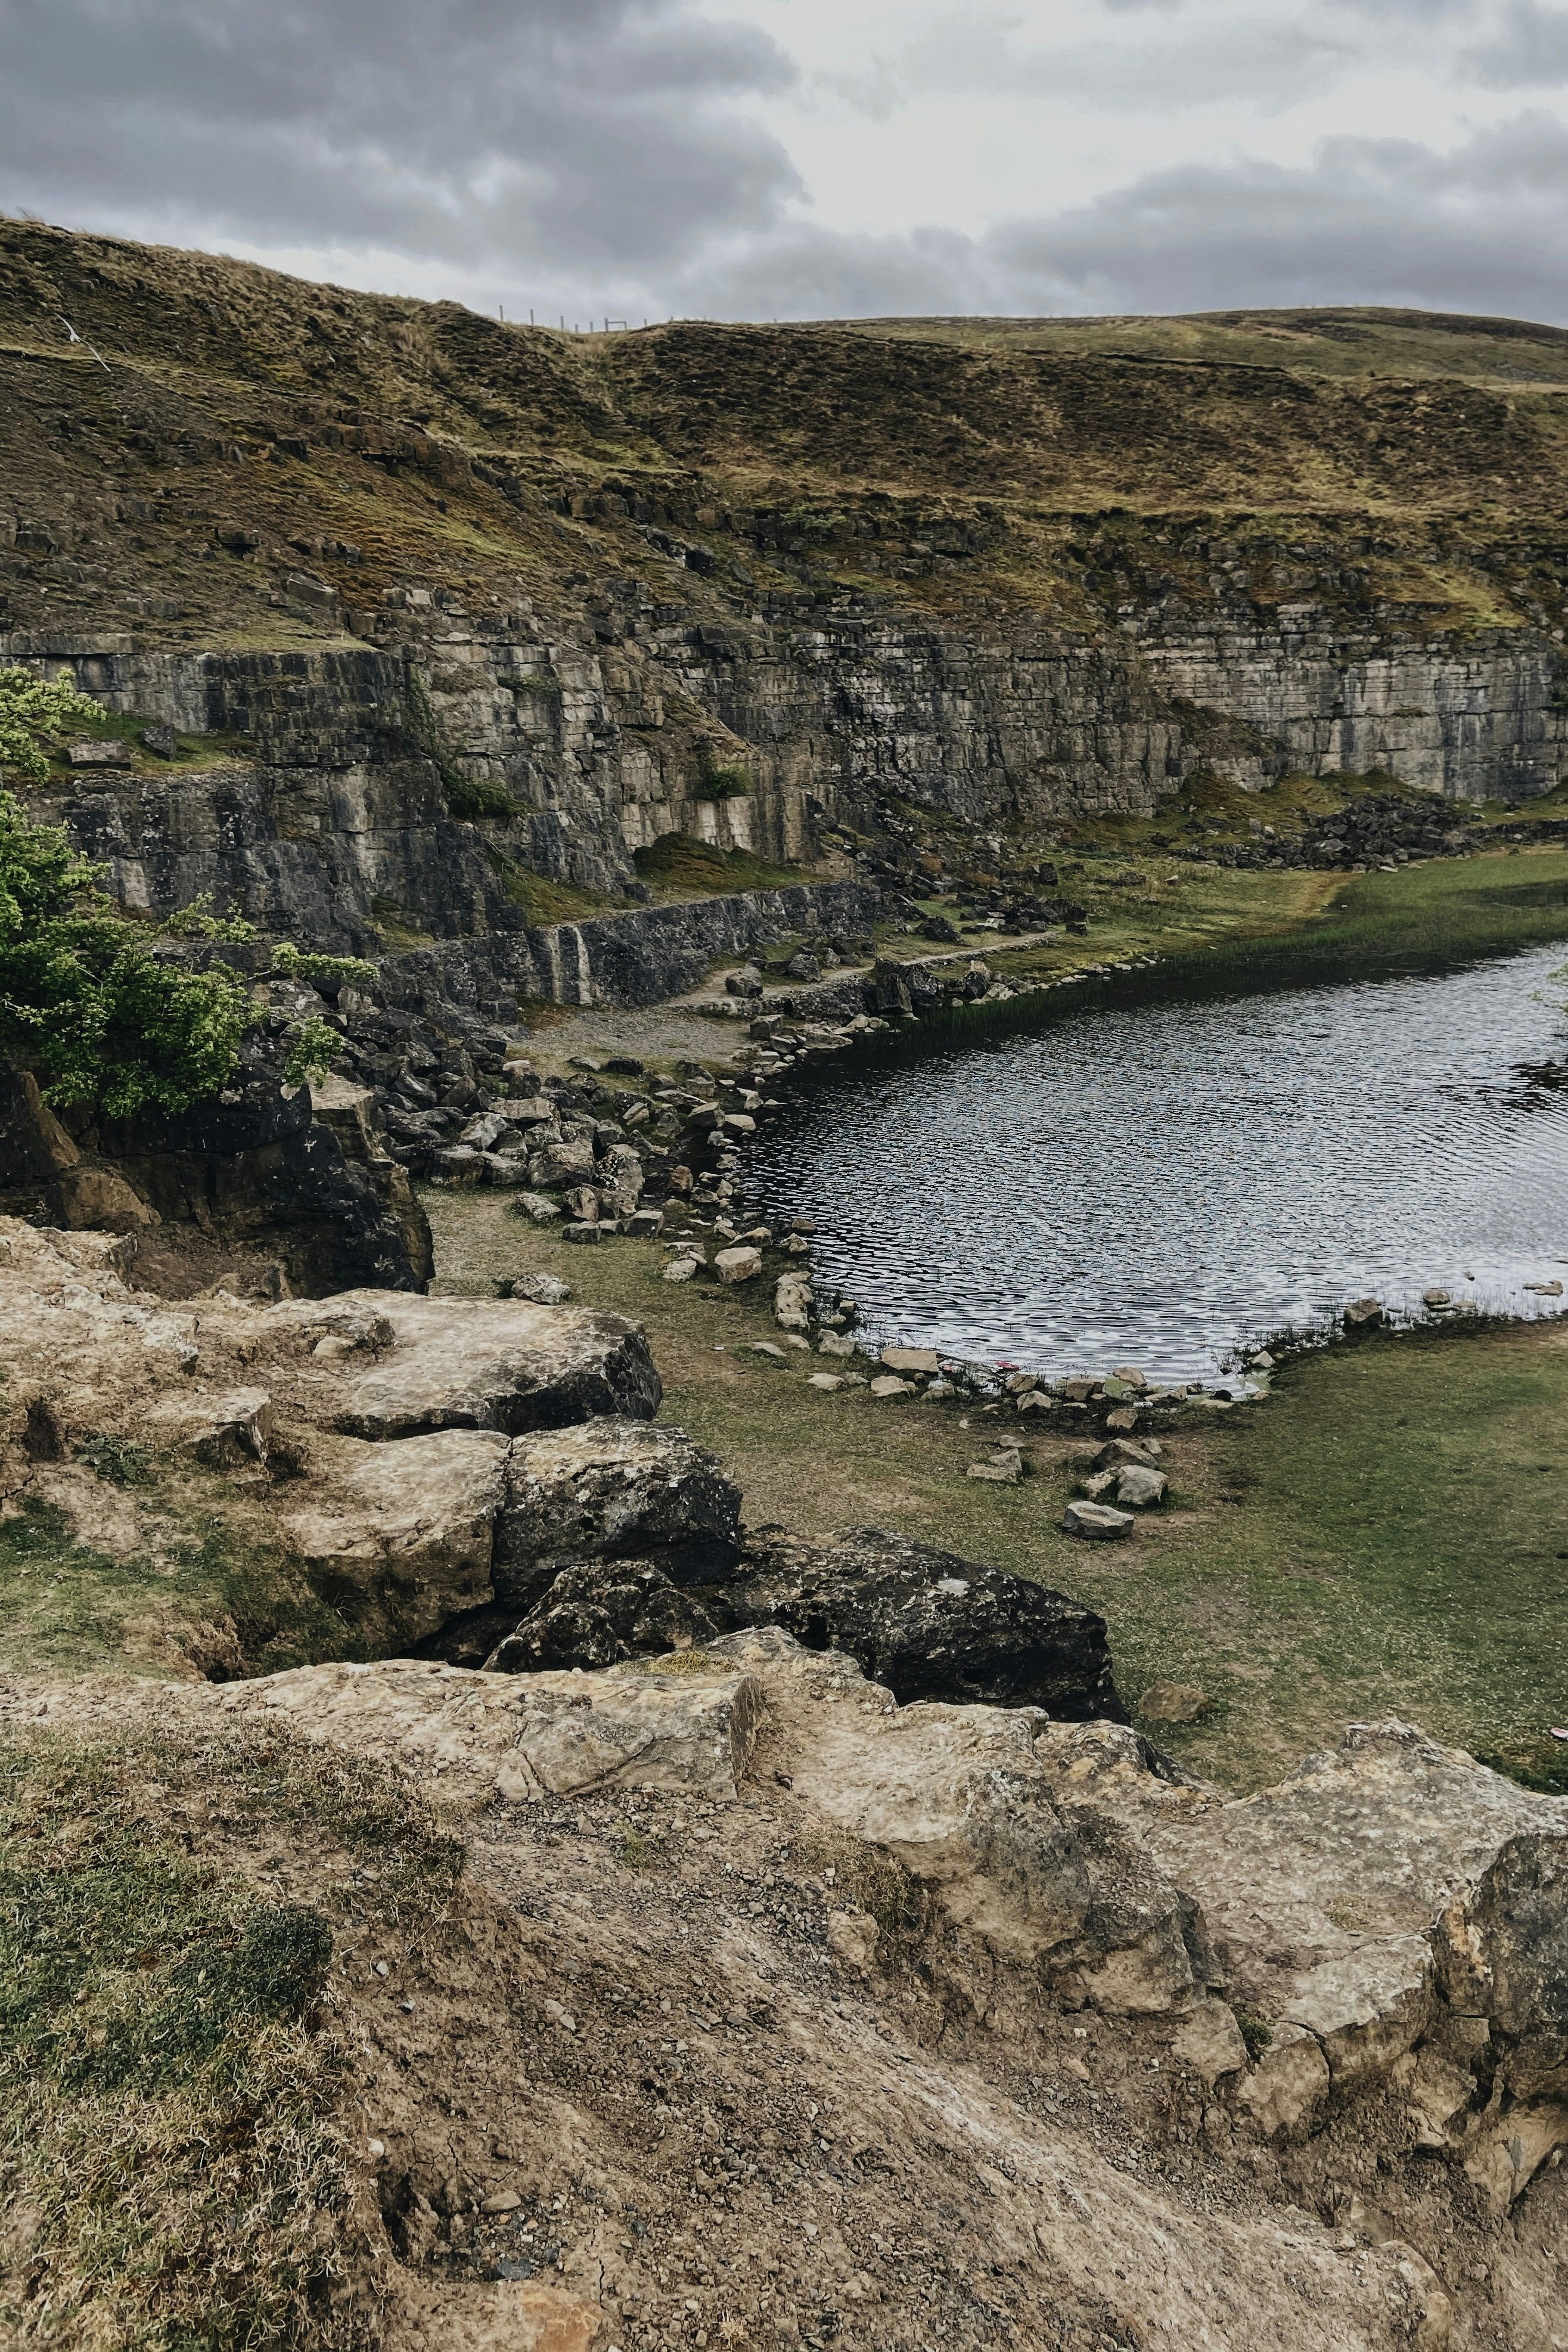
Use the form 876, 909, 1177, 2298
481, 2190, 521, 2215
140, 722, 178, 756
775, 1272, 814, 1332
968, 1450, 1022, 1484
1171, 2000, 1248, 2084
1081, 1471, 1117, 1498
66, 737, 132, 767
627, 1207, 665, 1239
1058, 1376, 1100, 1402
725, 965, 765, 998
818, 1332, 856, 1358
1343, 1296, 1383, 1329
1104, 1405, 1141, 1432
881, 1346, 939, 1376
1423, 1288, 1452, 1308
1524, 1279, 1564, 1296
785, 951, 821, 980
749, 1341, 787, 1360
808, 1373, 844, 1392
1015, 1391, 1050, 1414
869, 1375, 915, 1400
715, 1246, 762, 1284
662, 1258, 701, 1283
1116, 1465, 1167, 1508
1138, 1679, 1210, 1723
1061, 1499, 1135, 1540
1111, 1366, 1148, 1391
510, 1272, 572, 1305
1249, 1349, 1277, 1369
561, 1221, 601, 1245
511, 1192, 564, 1222
1096, 1438, 1157, 1469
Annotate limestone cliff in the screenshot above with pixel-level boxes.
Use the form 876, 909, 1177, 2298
5, 222, 1568, 976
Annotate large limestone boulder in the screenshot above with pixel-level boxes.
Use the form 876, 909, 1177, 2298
1033, 1715, 1568, 2177
218, 1654, 763, 1804
276, 1429, 512, 1646
700, 1525, 1123, 1720
320, 1293, 661, 1438
706, 1627, 1198, 2006
493, 1419, 741, 1611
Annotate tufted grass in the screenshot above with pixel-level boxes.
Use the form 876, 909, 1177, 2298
0, 1721, 461, 2350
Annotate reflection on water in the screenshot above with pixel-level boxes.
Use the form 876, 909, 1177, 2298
746, 942, 1568, 1383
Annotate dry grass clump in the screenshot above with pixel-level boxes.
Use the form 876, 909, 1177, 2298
0, 1723, 462, 2350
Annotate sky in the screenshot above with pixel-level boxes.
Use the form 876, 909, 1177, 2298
5, 0, 1568, 325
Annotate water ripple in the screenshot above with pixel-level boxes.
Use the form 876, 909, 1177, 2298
746, 944, 1568, 1382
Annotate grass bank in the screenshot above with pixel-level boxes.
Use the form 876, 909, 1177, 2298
429, 1196, 1568, 1796
0, 1711, 461, 2349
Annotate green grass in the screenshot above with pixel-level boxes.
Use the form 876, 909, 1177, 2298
0, 1721, 461, 2350
0, 1483, 368, 1686
632, 832, 808, 899
1078, 1319, 1568, 1791
427, 1192, 1568, 1796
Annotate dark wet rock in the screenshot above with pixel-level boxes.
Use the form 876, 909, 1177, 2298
483, 1559, 718, 1673
694, 1525, 1124, 1719
492, 1417, 743, 1612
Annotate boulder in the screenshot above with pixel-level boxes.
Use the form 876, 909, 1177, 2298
146, 1385, 273, 1467
493, 1418, 743, 1611
1343, 1296, 1384, 1329
508, 1272, 572, 1305
322, 1293, 660, 1439
44, 1165, 157, 1233
1047, 1717, 1568, 2140
1062, 1500, 1135, 1540
881, 1346, 939, 1376
219, 1655, 763, 1804
485, 1560, 718, 1673
697, 1526, 1124, 1719
277, 1429, 512, 1646
1138, 1681, 1210, 1724
529, 1138, 597, 1188
1116, 1466, 1167, 1508
662, 1256, 701, 1283
714, 1246, 761, 1284
774, 1273, 814, 1331
706, 1630, 1187, 2002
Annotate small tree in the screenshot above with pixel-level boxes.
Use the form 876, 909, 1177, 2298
0, 665, 110, 783
0, 796, 379, 1120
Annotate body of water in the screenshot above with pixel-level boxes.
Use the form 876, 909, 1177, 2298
745, 943, 1568, 1383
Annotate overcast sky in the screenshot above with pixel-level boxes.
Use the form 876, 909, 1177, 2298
5, 0, 1568, 324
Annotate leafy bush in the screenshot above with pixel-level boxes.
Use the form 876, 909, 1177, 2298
0, 795, 377, 1118
0, 666, 105, 784
282, 1016, 341, 1089
698, 765, 751, 801
0, 790, 253, 1116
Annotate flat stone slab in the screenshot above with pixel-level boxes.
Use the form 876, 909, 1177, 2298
318, 1292, 661, 1438
277, 1428, 512, 1646
219, 1655, 763, 1803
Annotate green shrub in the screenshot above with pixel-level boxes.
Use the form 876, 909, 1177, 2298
698, 765, 751, 802
282, 1016, 341, 1088
408, 671, 518, 818
0, 666, 105, 784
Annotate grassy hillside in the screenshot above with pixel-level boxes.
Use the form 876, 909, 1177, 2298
5, 222, 1568, 652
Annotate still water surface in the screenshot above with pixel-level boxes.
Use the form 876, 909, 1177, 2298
746, 942, 1568, 1384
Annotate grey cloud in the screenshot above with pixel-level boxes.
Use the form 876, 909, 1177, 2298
0, 0, 801, 278
673, 113, 1568, 324
820, 13, 1352, 119
1461, 1, 1568, 84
